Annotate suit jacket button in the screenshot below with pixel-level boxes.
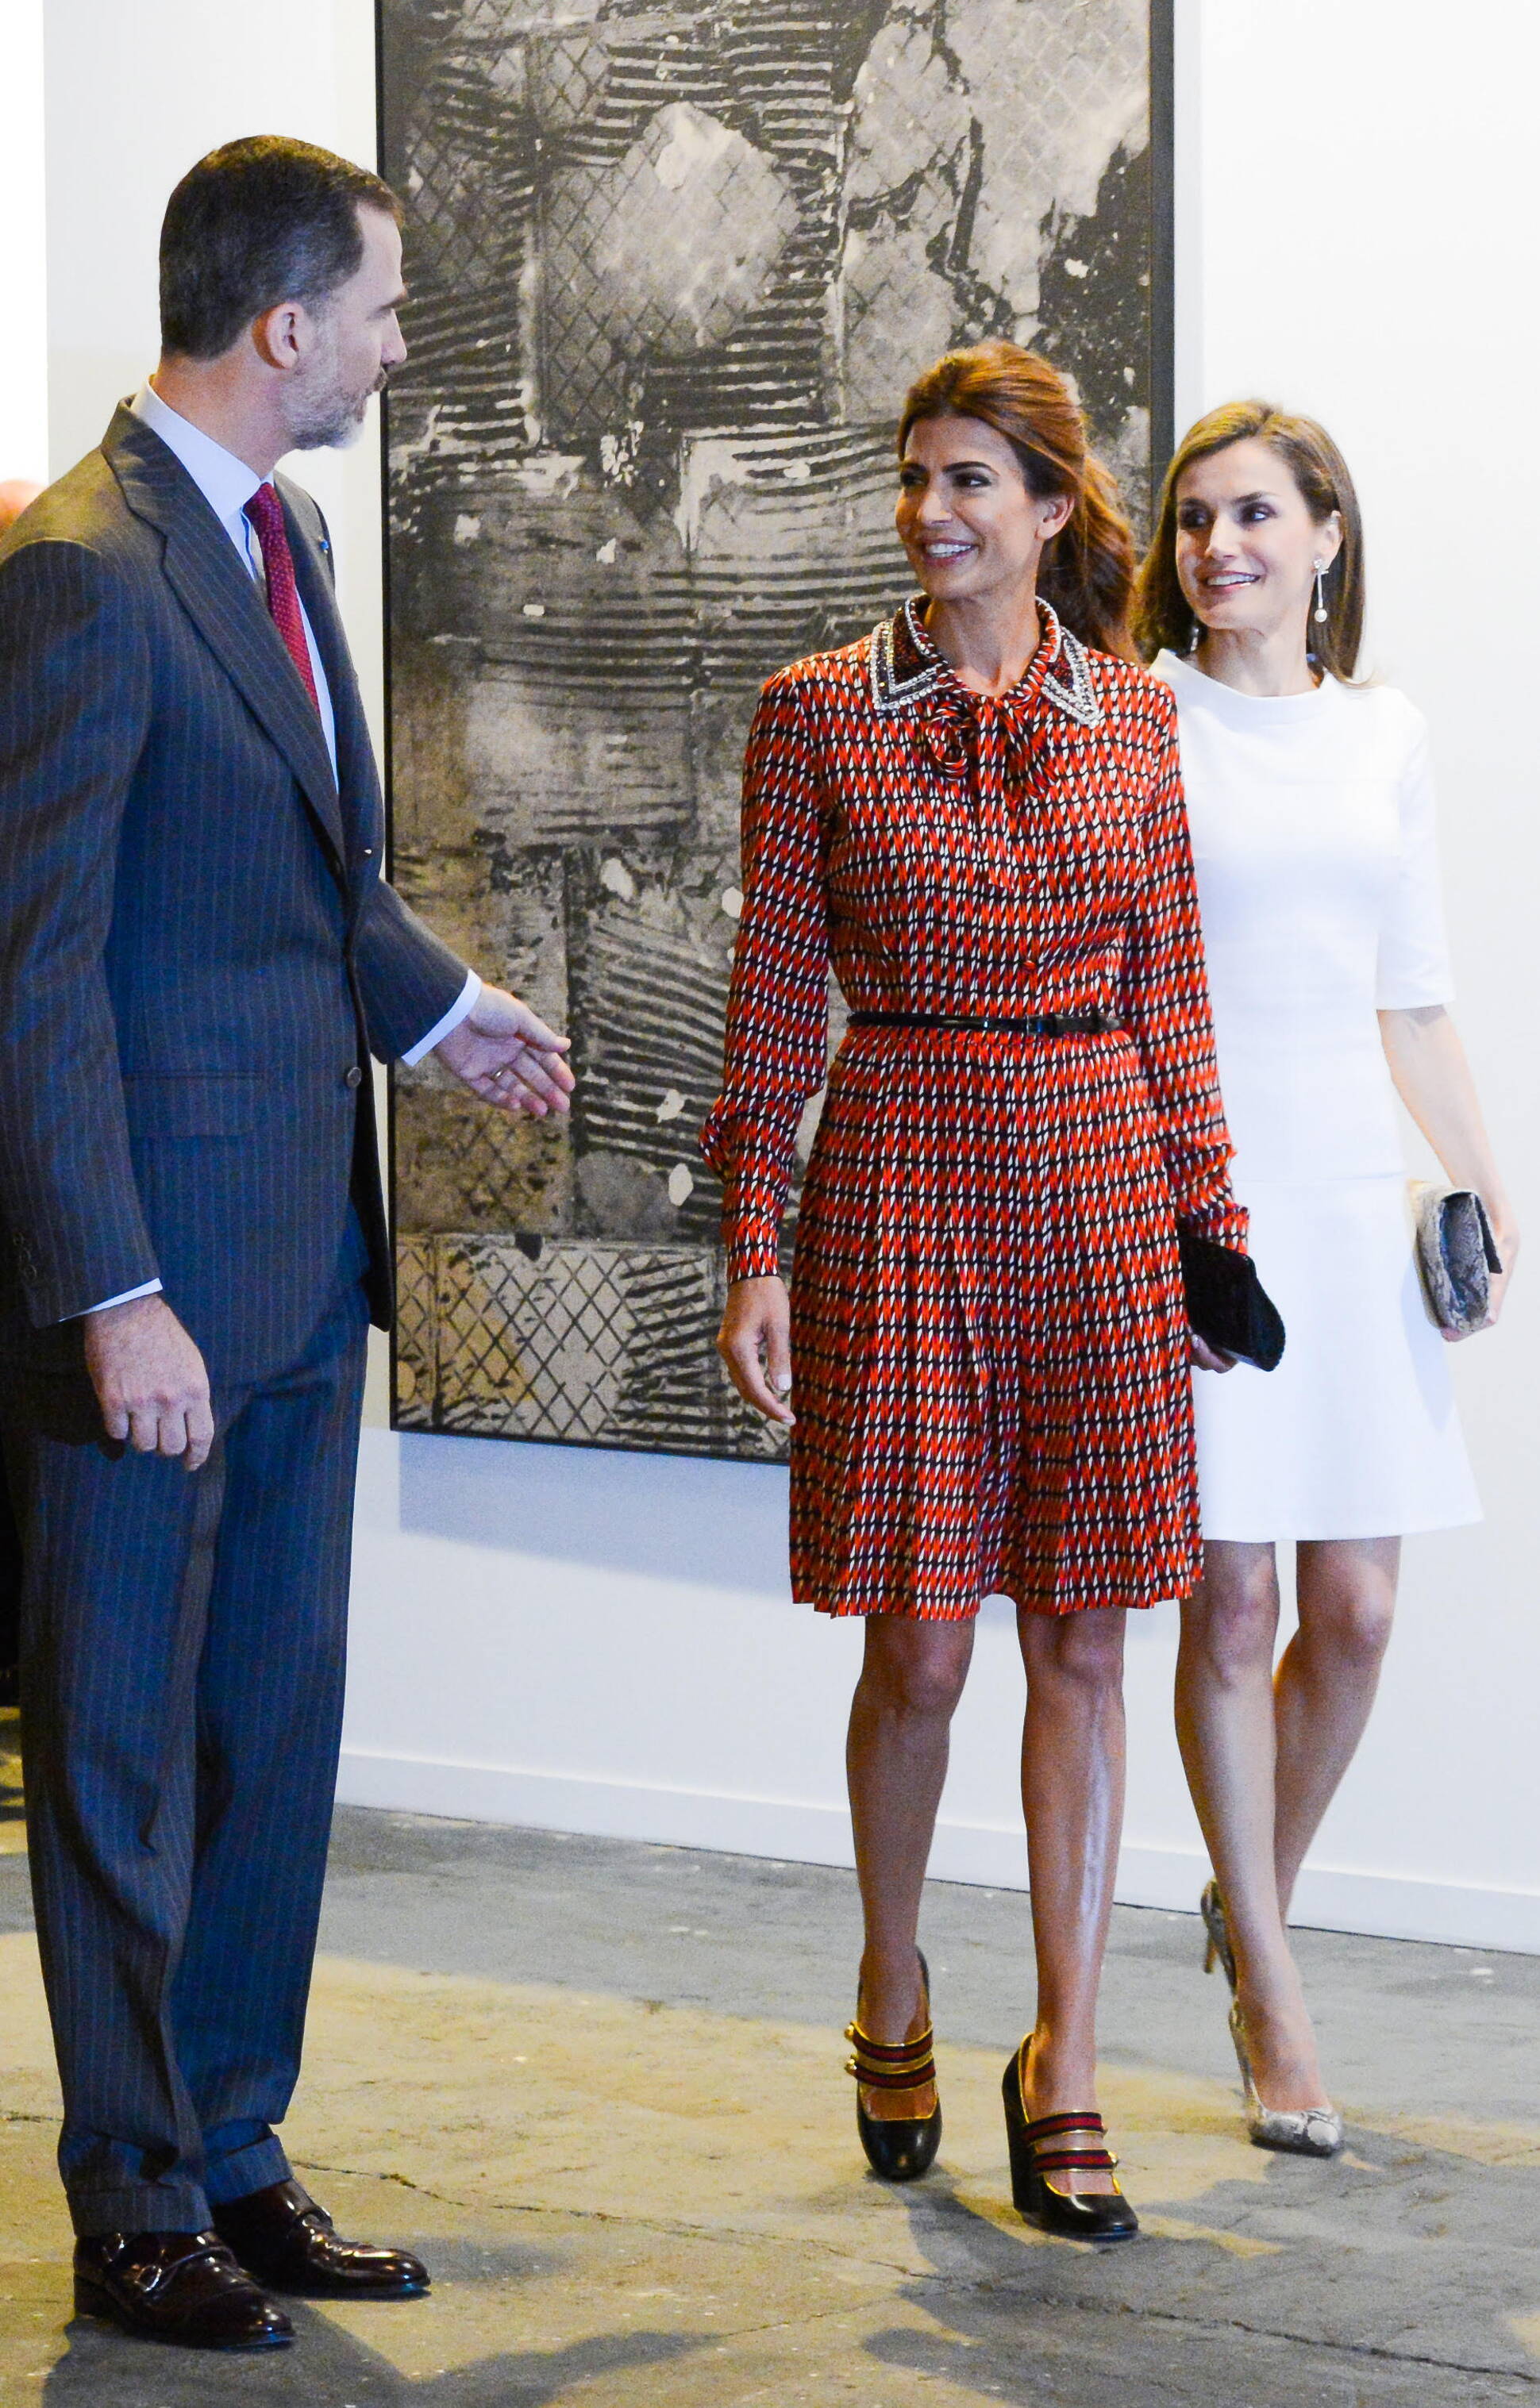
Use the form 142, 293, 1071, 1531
361, 846, 375, 859
345, 1065, 364, 1089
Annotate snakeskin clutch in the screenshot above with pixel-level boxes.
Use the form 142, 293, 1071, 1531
1408, 1181, 1503, 1336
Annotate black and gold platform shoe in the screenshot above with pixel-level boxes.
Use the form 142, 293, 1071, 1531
1002, 2039, 1139, 2241
845, 1949, 941, 2182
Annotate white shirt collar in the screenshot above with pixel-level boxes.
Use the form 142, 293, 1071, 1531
129, 380, 268, 547
128, 379, 341, 775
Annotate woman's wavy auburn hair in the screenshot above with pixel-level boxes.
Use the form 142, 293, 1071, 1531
1134, 401, 1365, 681
898, 341, 1138, 662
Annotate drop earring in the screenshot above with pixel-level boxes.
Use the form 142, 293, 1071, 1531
1312, 560, 1330, 625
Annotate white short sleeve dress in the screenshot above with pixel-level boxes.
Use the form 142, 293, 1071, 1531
1154, 652, 1480, 1541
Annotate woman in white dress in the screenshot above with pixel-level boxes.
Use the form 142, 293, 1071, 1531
1134, 402, 1519, 2153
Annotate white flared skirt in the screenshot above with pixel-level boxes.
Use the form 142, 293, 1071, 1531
1194, 1172, 1480, 1542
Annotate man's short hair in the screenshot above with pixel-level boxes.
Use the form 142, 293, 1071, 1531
160, 135, 402, 360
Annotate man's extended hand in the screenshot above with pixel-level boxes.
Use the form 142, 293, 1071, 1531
83, 1294, 214, 1471
434, 985, 575, 1117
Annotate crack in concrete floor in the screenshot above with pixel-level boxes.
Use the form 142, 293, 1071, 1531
288, 2148, 1540, 2381
0, 1812, 1536, 2406
292, 2149, 1540, 2389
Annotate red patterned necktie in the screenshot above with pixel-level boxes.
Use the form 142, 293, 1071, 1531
244, 481, 321, 714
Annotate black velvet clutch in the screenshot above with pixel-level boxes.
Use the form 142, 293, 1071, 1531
1179, 1232, 1286, 1372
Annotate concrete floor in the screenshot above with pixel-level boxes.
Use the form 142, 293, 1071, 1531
0, 1744, 1537, 2405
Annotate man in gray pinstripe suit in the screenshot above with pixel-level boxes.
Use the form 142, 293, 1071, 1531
0, 137, 573, 2351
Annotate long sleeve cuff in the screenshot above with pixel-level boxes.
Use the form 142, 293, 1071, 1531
701, 1098, 801, 1282
66, 1277, 164, 1321
725, 1232, 785, 1283
401, 968, 481, 1066
1176, 1188, 1249, 1252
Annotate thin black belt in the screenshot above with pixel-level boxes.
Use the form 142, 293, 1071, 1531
848, 1008, 1122, 1037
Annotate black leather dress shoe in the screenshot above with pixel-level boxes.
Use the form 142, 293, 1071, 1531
73, 2231, 294, 2349
213, 2179, 429, 2298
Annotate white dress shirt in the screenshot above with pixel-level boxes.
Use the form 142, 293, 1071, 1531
132, 381, 342, 771
81, 387, 479, 1317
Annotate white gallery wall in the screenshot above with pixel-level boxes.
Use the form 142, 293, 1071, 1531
34, 2, 1540, 1950
38, 0, 388, 763
0, 0, 48, 484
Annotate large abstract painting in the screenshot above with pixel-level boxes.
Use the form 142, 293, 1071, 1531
382, 0, 1172, 1458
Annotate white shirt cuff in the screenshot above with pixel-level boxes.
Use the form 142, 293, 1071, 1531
69, 1278, 164, 1321
401, 968, 481, 1066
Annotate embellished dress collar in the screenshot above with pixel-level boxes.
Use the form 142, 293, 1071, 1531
869, 595, 1103, 730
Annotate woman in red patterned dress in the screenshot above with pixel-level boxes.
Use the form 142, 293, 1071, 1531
702, 344, 1247, 2241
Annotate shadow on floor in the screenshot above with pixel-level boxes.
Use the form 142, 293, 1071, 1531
864, 2158, 1540, 2406
42, 2313, 706, 2407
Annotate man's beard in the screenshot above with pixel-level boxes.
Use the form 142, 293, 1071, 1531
286, 367, 387, 452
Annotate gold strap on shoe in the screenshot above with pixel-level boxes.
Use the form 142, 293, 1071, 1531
844, 2018, 937, 2091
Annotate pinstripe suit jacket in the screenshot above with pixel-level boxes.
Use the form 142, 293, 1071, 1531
0, 406, 467, 1387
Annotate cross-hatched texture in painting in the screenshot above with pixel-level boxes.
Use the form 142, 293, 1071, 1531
382, 0, 1165, 1457
395, 1234, 773, 1454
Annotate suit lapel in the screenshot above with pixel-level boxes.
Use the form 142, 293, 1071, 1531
104, 407, 347, 868
282, 487, 383, 867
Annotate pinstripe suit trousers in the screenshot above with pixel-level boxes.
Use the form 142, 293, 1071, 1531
3, 1237, 370, 2235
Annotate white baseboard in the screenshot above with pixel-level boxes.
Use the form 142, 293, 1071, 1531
335, 1749, 1540, 1957
337, 1750, 858, 1871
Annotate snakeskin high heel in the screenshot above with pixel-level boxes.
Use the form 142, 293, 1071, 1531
1200, 1879, 1237, 1992
845, 1948, 941, 2182
1001, 2038, 1138, 2241
1228, 2000, 1343, 2157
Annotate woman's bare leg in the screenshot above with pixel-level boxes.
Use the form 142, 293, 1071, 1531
846, 1613, 976, 2118
1015, 1605, 1128, 2194
1272, 1537, 1399, 1916
1175, 1543, 1328, 2110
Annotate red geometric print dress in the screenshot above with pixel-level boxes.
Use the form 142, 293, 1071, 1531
701, 599, 1247, 1621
